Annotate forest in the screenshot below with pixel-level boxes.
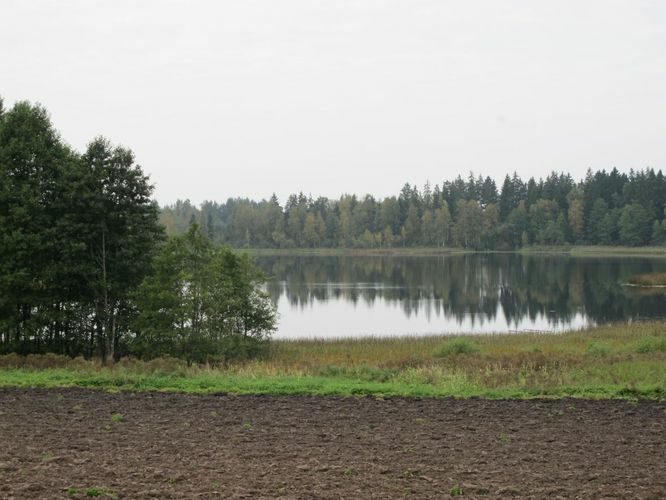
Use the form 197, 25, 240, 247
0, 98, 275, 361
162, 169, 666, 250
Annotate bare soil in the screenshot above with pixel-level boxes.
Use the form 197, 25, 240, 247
0, 388, 664, 499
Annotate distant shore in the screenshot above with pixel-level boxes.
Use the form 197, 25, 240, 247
243, 245, 666, 258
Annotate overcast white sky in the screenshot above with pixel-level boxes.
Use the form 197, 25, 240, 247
3, 1, 666, 205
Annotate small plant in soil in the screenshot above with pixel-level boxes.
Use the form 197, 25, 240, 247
66, 487, 117, 498
110, 413, 124, 423
449, 485, 463, 496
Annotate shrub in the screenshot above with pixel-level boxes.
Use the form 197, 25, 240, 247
131, 225, 276, 364
434, 338, 481, 357
217, 335, 270, 363
635, 336, 666, 353
586, 342, 612, 357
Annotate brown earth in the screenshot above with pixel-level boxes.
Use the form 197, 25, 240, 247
0, 388, 664, 499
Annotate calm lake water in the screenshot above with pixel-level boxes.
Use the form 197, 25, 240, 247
254, 254, 666, 339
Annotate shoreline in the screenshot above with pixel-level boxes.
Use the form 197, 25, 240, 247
242, 245, 666, 258
1, 322, 664, 400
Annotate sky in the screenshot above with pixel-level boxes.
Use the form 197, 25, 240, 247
2, 0, 666, 205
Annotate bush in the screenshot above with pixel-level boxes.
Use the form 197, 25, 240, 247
217, 335, 270, 363
635, 336, 666, 353
131, 225, 276, 365
434, 338, 481, 357
586, 342, 612, 357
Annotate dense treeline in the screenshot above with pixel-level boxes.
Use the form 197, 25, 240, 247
162, 170, 666, 249
0, 98, 275, 361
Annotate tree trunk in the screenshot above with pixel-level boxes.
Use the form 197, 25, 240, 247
106, 310, 116, 364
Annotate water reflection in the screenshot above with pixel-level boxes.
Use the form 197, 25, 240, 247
255, 255, 666, 338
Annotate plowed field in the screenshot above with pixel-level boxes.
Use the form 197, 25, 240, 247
1, 388, 664, 498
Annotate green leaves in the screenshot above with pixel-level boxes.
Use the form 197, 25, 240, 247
132, 225, 276, 364
0, 99, 163, 359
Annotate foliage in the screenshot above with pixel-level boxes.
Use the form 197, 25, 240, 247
586, 342, 612, 357
0, 96, 273, 364
132, 224, 276, 363
449, 486, 464, 496
434, 338, 481, 356
0, 99, 163, 360
619, 203, 653, 246
634, 336, 666, 353
161, 169, 666, 251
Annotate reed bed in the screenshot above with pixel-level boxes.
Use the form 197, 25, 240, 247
628, 272, 666, 287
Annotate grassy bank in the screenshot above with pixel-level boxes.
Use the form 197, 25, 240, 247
1, 323, 664, 399
245, 246, 666, 258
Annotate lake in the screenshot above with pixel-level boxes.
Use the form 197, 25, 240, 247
254, 254, 666, 339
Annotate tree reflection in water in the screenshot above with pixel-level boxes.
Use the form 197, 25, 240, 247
257, 255, 666, 337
